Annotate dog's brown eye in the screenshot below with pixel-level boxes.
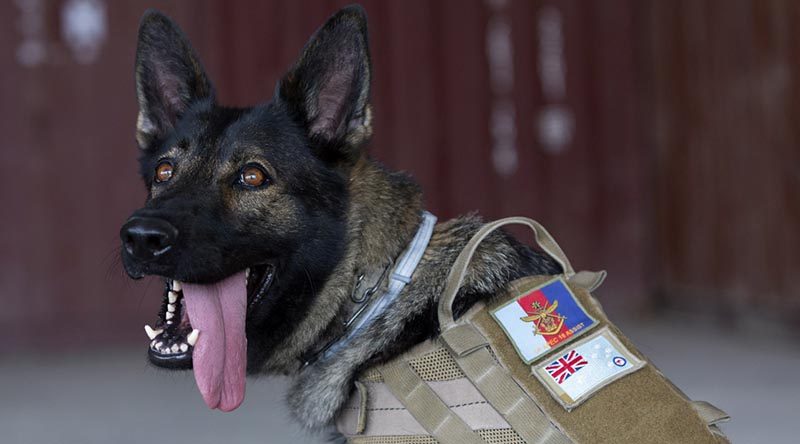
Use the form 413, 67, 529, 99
155, 161, 174, 183
240, 165, 268, 188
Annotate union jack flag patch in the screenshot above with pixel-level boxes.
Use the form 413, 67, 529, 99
533, 327, 645, 410
545, 350, 589, 384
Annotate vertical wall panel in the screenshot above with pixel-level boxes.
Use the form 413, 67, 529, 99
647, 0, 800, 322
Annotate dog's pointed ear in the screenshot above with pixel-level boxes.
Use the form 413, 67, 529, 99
134, 10, 213, 150
277, 5, 372, 162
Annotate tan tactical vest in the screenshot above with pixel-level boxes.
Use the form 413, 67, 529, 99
336, 217, 731, 444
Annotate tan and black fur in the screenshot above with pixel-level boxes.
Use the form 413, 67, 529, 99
121, 5, 560, 432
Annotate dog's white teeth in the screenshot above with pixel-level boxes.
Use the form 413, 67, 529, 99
187, 329, 200, 346
150, 337, 191, 355
167, 304, 176, 313
165, 312, 174, 320
172, 280, 182, 292
144, 325, 163, 340
246, 268, 250, 279
168, 291, 179, 303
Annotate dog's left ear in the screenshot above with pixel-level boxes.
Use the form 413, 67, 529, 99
278, 5, 372, 162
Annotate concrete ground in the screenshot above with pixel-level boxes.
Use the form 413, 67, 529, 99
2, 315, 797, 444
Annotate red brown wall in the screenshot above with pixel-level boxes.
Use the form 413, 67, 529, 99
5, 0, 795, 350
645, 0, 800, 323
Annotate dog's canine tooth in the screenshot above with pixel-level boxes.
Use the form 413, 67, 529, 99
172, 281, 182, 292
150, 339, 157, 348
144, 324, 163, 340
155, 341, 163, 349
167, 304, 176, 313
168, 291, 178, 303
187, 329, 200, 346
246, 268, 250, 280
180, 343, 189, 353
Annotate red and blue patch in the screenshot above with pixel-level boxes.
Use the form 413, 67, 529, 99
492, 277, 598, 364
515, 278, 596, 349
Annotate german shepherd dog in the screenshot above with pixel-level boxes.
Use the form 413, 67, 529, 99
121, 5, 560, 431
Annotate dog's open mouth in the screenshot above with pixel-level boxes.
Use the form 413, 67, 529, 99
144, 264, 275, 411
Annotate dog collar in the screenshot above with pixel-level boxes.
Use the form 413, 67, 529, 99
301, 211, 437, 367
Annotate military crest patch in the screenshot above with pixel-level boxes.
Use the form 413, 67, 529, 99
491, 277, 598, 364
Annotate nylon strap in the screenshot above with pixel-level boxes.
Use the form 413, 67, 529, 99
568, 270, 607, 293
319, 211, 438, 362
691, 400, 731, 426
442, 323, 573, 444
379, 361, 489, 444
353, 380, 368, 434
438, 217, 575, 330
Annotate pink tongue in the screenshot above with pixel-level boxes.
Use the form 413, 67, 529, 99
182, 271, 247, 412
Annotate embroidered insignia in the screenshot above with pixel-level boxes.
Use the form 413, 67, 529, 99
491, 277, 598, 364
533, 327, 645, 410
520, 299, 565, 336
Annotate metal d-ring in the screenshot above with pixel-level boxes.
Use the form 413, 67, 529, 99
350, 262, 392, 304
350, 273, 367, 303
300, 262, 396, 367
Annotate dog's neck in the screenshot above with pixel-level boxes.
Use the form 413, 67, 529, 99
347, 157, 425, 268
261, 155, 561, 429
258, 157, 424, 373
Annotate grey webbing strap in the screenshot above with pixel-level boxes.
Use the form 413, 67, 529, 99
442, 323, 573, 444
347, 211, 437, 334
320, 211, 437, 362
438, 217, 575, 330
380, 362, 489, 444
691, 400, 731, 426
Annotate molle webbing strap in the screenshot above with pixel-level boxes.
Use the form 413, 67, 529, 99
379, 362, 489, 444
438, 217, 575, 329
691, 401, 731, 426
353, 381, 369, 434
441, 324, 573, 444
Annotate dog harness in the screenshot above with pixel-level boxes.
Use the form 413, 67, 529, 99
336, 217, 731, 443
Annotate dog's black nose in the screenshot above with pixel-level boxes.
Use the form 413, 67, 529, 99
120, 217, 178, 261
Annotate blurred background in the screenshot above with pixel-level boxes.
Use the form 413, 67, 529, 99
1, 0, 798, 443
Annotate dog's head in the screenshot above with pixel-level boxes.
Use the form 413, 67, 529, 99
120, 6, 371, 411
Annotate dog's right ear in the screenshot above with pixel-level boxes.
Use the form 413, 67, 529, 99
134, 10, 213, 150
